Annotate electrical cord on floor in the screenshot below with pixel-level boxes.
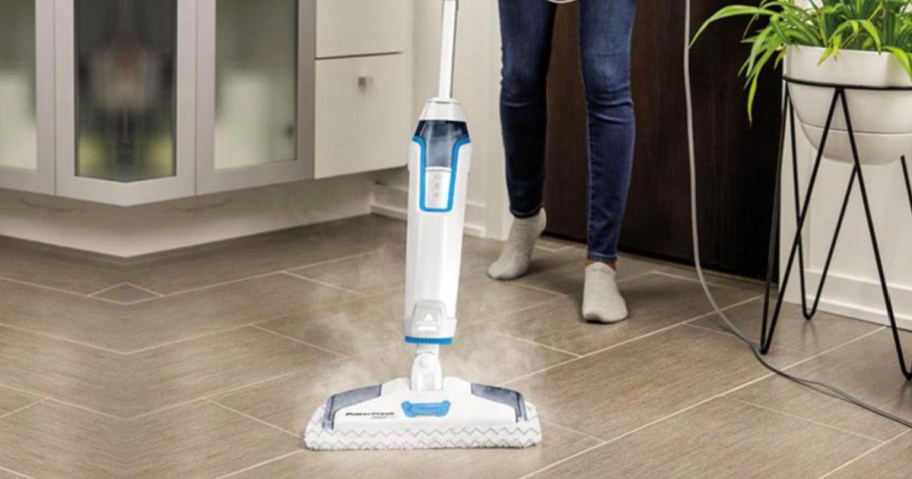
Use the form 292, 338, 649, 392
682, 0, 912, 429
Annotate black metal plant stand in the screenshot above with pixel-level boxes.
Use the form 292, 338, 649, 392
760, 77, 912, 380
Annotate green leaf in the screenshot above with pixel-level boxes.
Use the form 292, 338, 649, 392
885, 46, 912, 80
691, 6, 777, 47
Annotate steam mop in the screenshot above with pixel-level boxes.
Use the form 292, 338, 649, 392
304, 0, 543, 450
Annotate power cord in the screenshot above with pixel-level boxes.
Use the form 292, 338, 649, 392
682, 0, 912, 429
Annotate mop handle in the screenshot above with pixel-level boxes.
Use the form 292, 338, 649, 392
437, 0, 459, 100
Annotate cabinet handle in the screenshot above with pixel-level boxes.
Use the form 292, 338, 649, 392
358, 76, 372, 90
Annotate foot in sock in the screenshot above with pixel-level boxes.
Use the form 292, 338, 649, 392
582, 262, 628, 323
488, 209, 547, 280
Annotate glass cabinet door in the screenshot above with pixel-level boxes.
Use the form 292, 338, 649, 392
56, 0, 196, 205
196, 0, 314, 194
74, 0, 177, 182
0, 0, 54, 194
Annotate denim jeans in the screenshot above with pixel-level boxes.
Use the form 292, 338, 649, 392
498, 0, 637, 263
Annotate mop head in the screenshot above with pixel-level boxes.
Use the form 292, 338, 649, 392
304, 378, 542, 450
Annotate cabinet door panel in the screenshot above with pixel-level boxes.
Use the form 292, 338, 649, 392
314, 54, 409, 179
0, 0, 54, 194
196, 0, 315, 194
55, 0, 197, 206
73, 0, 178, 182
316, 0, 409, 58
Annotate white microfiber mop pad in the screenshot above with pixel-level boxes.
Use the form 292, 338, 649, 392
304, 402, 542, 451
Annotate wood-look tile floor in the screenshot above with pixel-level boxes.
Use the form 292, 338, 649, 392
0, 215, 908, 478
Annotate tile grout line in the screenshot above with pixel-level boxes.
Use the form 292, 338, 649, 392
496, 356, 583, 388
518, 442, 608, 479
817, 429, 911, 479
498, 295, 763, 388
615, 269, 664, 285
123, 323, 262, 356
683, 316, 888, 358
147, 270, 287, 299
2, 385, 274, 424
681, 296, 764, 326
0, 383, 51, 404
125, 399, 211, 421
216, 450, 305, 479
479, 295, 575, 325
683, 322, 810, 356
0, 322, 128, 355
533, 243, 575, 253
280, 271, 367, 297
86, 282, 130, 297
0, 399, 45, 423
509, 280, 572, 298
249, 324, 350, 359
678, 295, 765, 326
121, 282, 166, 297
88, 295, 153, 306
0, 465, 35, 479
121, 245, 391, 300
281, 248, 390, 273
0, 275, 100, 299
539, 418, 607, 444
727, 396, 887, 444
652, 268, 764, 291
510, 263, 659, 298
40, 398, 126, 422
574, 372, 782, 449
205, 399, 299, 438
754, 327, 888, 373
493, 332, 582, 358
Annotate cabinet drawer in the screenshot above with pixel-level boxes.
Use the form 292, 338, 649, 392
315, 54, 410, 179
316, 0, 409, 58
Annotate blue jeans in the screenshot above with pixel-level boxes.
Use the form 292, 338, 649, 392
499, 0, 637, 263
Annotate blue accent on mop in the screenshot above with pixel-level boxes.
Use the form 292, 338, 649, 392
402, 400, 451, 418
405, 336, 454, 345
412, 120, 471, 214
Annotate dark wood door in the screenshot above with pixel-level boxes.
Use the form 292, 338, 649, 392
542, 1, 781, 278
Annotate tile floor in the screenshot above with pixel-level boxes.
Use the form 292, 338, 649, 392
0, 215, 909, 478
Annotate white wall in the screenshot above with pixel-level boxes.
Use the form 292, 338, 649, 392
781, 119, 912, 330
371, 0, 512, 240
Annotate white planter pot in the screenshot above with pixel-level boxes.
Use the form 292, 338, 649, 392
786, 46, 912, 165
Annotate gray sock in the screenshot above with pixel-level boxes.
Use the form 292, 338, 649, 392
488, 209, 547, 281
582, 262, 628, 323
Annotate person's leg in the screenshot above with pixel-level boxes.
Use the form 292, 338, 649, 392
578, 0, 637, 322
489, 0, 557, 281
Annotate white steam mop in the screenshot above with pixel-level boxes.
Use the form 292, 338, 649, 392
304, 0, 543, 450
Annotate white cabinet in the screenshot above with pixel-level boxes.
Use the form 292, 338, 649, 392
0, 0, 55, 194
313, 0, 412, 179
0, 0, 411, 205
316, 0, 409, 58
314, 54, 410, 179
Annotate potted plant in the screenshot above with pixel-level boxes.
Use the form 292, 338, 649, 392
692, 0, 912, 165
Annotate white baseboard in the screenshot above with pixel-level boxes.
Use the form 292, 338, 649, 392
370, 181, 487, 238
0, 175, 375, 258
791, 270, 912, 331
